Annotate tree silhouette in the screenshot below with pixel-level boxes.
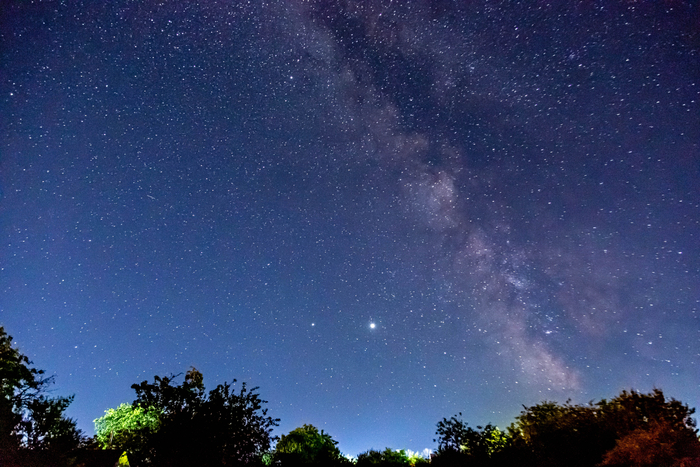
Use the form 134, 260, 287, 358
433, 413, 507, 466
505, 389, 700, 467
272, 424, 350, 466
356, 448, 411, 466
600, 419, 700, 467
114, 367, 279, 466
0, 325, 83, 466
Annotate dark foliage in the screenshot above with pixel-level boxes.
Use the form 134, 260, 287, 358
433, 389, 700, 467
600, 419, 700, 467
124, 367, 279, 466
356, 448, 410, 467
432, 414, 507, 467
272, 424, 351, 467
504, 388, 700, 467
0, 325, 84, 467
70, 448, 123, 467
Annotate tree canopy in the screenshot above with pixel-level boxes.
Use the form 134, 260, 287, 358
0, 325, 84, 466
272, 424, 350, 466
97, 367, 279, 466
93, 402, 161, 462
431, 389, 700, 467
504, 388, 700, 467
356, 448, 415, 467
432, 414, 508, 466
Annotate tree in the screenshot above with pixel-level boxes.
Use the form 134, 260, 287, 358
107, 367, 279, 466
600, 419, 700, 467
357, 448, 411, 466
272, 424, 350, 466
0, 325, 84, 466
433, 413, 508, 466
599, 389, 699, 439
93, 403, 161, 463
600, 421, 700, 467
506, 389, 700, 467
506, 400, 607, 467
405, 450, 430, 466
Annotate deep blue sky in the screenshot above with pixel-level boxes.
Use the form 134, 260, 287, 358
1, 0, 699, 457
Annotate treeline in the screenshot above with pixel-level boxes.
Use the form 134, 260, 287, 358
2, 324, 699, 467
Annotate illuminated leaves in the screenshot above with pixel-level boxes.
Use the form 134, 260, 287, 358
93, 403, 161, 450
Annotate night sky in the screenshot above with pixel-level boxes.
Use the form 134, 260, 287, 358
1, 0, 699, 457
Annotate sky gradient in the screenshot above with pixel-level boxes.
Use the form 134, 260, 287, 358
1, 0, 699, 456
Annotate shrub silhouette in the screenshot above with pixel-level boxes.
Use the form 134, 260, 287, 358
272, 424, 350, 466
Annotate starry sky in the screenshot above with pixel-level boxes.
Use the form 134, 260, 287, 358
1, 0, 699, 457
